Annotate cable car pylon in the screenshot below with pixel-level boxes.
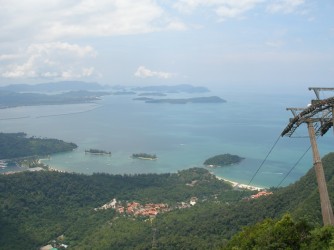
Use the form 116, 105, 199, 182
281, 87, 334, 226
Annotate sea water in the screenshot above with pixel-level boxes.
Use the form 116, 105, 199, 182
0, 88, 332, 188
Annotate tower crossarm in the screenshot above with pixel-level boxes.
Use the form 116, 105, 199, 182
309, 87, 334, 100
281, 96, 334, 137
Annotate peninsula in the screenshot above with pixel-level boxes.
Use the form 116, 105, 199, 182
204, 154, 244, 167
0, 132, 77, 172
0, 132, 77, 159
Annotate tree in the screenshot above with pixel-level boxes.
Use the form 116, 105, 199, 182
225, 213, 334, 250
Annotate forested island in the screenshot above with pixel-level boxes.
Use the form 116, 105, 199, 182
0, 132, 77, 159
85, 149, 111, 155
137, 96, 226, 104
204, 153, 245, 167
2, 152, 334, 249
132, 153, 157, 160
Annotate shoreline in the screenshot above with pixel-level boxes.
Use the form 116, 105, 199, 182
215, 175, 264, 191
3, 159, 265, 190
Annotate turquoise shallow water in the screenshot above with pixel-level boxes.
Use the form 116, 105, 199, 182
0, 89, 332, 188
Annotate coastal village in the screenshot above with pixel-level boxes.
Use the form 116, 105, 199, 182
94, 197, 199, 217
249, 190, 273, 199
94, 188, 273, 219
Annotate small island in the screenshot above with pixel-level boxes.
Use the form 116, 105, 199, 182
204, 154, 244, 168
132, 153, 157, 160
85, 149, 111, 155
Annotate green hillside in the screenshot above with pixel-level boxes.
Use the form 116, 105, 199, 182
1, 153, 334, 249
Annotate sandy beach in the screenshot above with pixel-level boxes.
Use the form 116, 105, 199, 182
215, 175, 264, 191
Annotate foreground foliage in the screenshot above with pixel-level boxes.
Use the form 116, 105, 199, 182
226, 214, 334, 250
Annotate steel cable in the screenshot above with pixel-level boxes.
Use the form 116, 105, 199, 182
248, 134, 281, 186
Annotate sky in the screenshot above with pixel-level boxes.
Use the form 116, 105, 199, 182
0, 0, 333, 90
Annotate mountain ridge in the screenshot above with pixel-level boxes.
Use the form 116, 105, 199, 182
0, 81, 106, 92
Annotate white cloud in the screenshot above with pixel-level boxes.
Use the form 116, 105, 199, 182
26, 42, 96, 58
0, 0, 186, 42
42, 0, 164, 39
1, 42, 97, 79
173, 0, 263, 20
60, 67, 95, 79
134, 66, 173, 79
267, 0, 305, 14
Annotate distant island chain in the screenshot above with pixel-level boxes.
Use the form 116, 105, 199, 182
0, 82, 226, 108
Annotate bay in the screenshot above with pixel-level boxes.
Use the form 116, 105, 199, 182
0, 88, 332, 188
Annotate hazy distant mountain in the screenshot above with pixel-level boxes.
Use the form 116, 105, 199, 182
0, 90, 110, 108
132, 84, 210, 93
0, 81, 106, 92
